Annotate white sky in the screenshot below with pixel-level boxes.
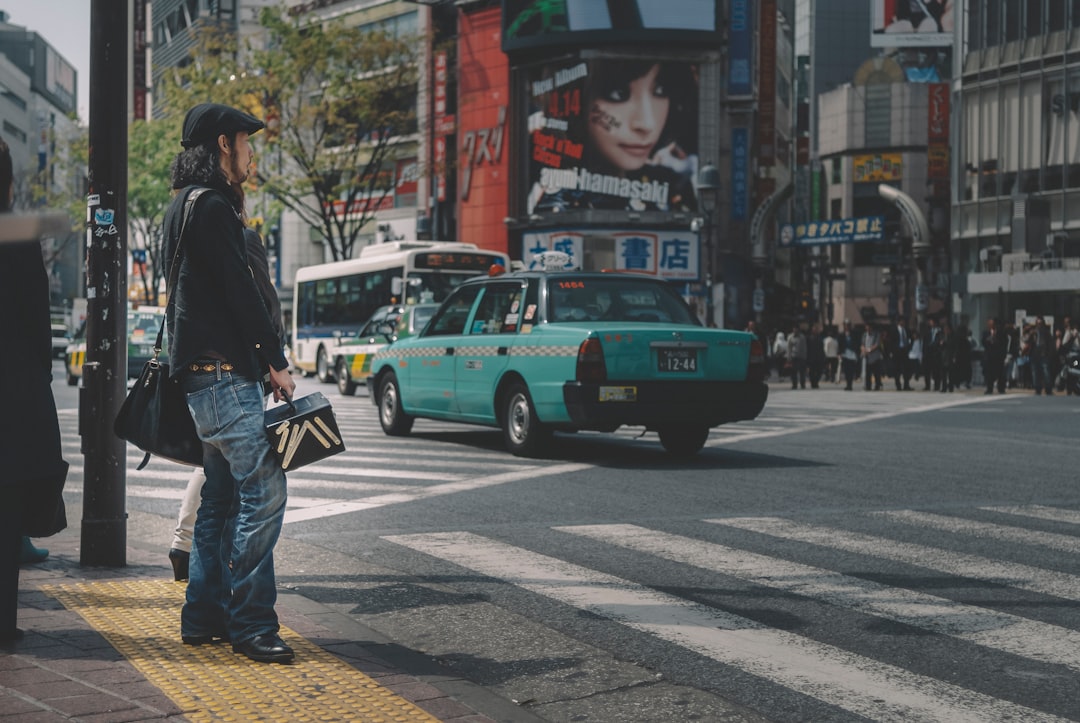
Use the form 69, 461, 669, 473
3, 1, 92, 122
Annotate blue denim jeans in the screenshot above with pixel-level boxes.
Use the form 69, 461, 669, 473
179, 369, 286, 645
1031, 355, 1052, 393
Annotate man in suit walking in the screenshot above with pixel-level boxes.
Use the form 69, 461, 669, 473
890, 317, 914, 390
981, 317, 1007, 394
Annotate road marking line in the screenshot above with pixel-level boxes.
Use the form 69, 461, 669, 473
872, 509, 1080, 552
384, 531, 1062, 723
557, 523, 1080, 671
707, 517, 1080, 601
283, 463, 590, 524
980, 505, 1080, 525
66, 461, 459, 482
707, 395, 1001, 446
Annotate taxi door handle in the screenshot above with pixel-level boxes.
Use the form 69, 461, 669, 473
446, 347, 455, 356
498, 347, 508, 356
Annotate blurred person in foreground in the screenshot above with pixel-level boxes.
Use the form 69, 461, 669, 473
0, 136, 68, 645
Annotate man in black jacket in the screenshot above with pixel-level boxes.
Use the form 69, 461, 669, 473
981, 317, 1007, 394
163, 103, 296, 664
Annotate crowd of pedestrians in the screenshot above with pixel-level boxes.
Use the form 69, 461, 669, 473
746, 315, 1080, 395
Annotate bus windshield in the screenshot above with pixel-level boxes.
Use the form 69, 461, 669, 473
404, 271, 485, 306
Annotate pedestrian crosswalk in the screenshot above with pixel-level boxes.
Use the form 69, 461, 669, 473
383, 506, 1080, 721
58, 386, 997, 519
57, 406, 588, 523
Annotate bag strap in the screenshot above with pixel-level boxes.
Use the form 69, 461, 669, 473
154, 187, 210, 354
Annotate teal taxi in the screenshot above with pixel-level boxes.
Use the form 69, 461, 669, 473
367, 269, 767, 457
331, 303, 439, 396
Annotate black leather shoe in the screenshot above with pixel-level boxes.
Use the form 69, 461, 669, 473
182, 630, 229, 646
232, 634, 294, 664
169, 549, 190, 582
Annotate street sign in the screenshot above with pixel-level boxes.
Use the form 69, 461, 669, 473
752, 288, 765, 312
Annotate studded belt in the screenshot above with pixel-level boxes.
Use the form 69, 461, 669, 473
189, 361, 234, 373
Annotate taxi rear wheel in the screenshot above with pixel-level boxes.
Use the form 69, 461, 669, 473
336, 358, 357, 396
658, 425, 710, 457
316, 346, 334, 383
378, 373, 413, 435
502, 383, 551, 457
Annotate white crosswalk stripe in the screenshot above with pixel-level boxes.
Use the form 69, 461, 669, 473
707, 516, 1080, 601
871, 509, 1080, 552
980, 505, 1080, 525
383, 528, 1068, 722
556, 523, 1080, 672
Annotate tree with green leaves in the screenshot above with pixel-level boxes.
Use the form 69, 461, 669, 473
152, 5, 419, 262
127, 116, 181, 305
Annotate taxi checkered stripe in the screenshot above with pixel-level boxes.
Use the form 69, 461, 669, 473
374, 347, 429, 361
374, 344, 578, 362
509, 345, 578, 357
456, 346, 502, 356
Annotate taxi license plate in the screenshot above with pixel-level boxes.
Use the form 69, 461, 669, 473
658, 348, 697, 372
599, 386, 637, 402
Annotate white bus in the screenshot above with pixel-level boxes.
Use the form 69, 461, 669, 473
291, 241, 510, 381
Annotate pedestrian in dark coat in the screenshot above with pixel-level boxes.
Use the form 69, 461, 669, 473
807, 324, 826, 388
981, 317, 1007, 394
0, 136, 68, 645
837, 320, 860, 391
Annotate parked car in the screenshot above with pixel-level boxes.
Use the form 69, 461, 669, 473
51, 323, 69, 359
367, 270, 768, 457
65, 307, 167, 386
331, 303, 439, 396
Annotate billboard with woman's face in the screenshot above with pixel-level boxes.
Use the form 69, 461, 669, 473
524, 56, 700, 216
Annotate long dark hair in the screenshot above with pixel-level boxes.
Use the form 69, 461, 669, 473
170, 137, 244, 212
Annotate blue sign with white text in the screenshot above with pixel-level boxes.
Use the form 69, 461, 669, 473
731, 128, 749, 220
779, 217, 886, 246
728, 0, 752, 96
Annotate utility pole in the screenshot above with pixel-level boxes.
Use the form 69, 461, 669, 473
81, 0, 129, 566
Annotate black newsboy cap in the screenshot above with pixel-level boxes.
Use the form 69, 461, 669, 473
181, 103, 265, 148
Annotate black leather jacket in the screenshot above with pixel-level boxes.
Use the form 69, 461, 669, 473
162, 185, 288, 379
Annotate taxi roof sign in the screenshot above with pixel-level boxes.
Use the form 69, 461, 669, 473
533, 251, 571, 271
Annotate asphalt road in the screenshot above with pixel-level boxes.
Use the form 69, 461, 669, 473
53, 361, 1080, 722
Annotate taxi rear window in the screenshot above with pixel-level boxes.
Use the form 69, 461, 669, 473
547, 277, 699, 325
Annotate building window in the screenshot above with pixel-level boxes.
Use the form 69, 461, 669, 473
1005, 0, 1020, 42
1049, 1, 1066, 32
1, 89, 27, 111
1025, 0, 1043, 38
986, 0, 1001, 46
831, 158, 841, 185
2, 120, 26, 144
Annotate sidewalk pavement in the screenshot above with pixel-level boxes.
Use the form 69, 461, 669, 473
2, 524, 544, 722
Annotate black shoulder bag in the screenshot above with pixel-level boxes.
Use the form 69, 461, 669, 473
114, 188, 208, 470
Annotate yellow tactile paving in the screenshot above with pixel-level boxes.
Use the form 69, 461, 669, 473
43, 580, 440, 722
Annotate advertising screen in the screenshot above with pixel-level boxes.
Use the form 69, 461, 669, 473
502, 0, 717, 52
871, 0, 954, 48
524, 56, 700, 216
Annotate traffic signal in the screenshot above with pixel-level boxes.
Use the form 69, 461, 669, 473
798, 290, 814, 316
